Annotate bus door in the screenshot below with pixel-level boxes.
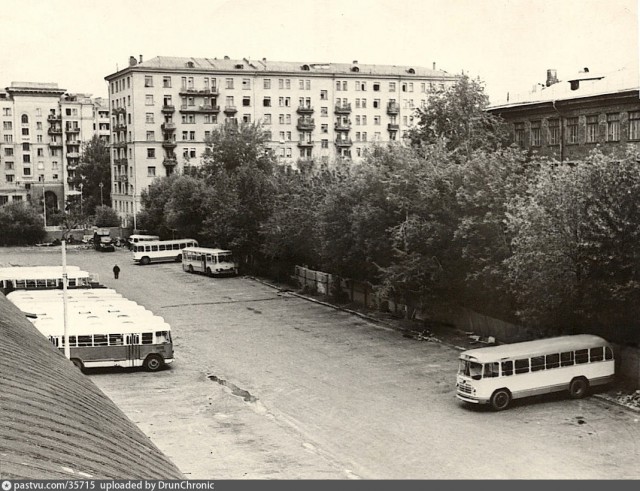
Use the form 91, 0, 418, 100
126, 334, 141, 366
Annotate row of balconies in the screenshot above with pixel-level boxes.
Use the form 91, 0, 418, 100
180, 104, 220, 113
178, 87, 219, 96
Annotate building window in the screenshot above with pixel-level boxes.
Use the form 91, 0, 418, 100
21, 114, 29, 124
145, 95, 154, 105
374, 116, 381, 125
263, 114, 272, 125
147, 166, 156, 177
22, 128, 29, 136
4, 148, 13, 156
146, 131, 155, 141
321, 124, 328, 133
242, 78, 251, 89
37, 148, 44, 157
264, 79, 271, 89
373, 99, 380, 109
607, 113, 620, 141
243, 96, 251, 107
586, 115, 599, 143
320, 90, 328, 100
548, 118, 560, 145
189, 131, 196, 140
243, 114, 251, 123
514, 122, 525, 146
2, 108, 11, 116
321, 107, 328, 117
373, 83, 380, 92
23, 167, 31, 176
263, 97, 271, 107
389, 82, 396, 91
162, 76, 171, 88
278, 114, 285, 125
36, 122, 42, 130
145, 113, 154, 124
629, 111, 640, 140
566, 117, 579, 144
3, 121, 12, 130
530, 120, 541, 146
144, 76, 153, 87
321, 139, 329, 148
225, 78, 234, 89
147, 148, 156, 158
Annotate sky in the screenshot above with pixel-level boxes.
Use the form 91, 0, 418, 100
0, 0, 637, 103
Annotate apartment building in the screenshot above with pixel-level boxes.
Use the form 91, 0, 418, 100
105, 55, 458, 226
0, 82, 110, 215
488, 67, 640, 162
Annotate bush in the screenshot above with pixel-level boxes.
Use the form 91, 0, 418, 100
95, 206, 121, 227
0, 202, 46, 245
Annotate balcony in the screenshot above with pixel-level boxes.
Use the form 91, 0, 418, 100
112, 141, 127, 149
161, 105, 175, 113
47, 114, 61, 123
335, 138, 353, 147
198, 104, 220, 113
115, 175, 129, 183
161, 122, 176, 132
179, 104, 198, 112
223, 105, 238, 114
387, 123, 400, 131
114, 158, 128, 166
113, 107, 126, 115
334, 120, 352, 131
49, 141, 63, 147
163, 158, 178, 168
297, 140, 314, 148
162, 140, 177, 149
66, 140, 81, 146
67, 152, 80, 158
113, 123, 127, 132
387, 102, 400, 115
297, 118, 315, 131
66, 126, 80, 134
179, 87, 219, 96
334, 103, 352, 114
296, 105, 314, 115
48, 127, 63, 135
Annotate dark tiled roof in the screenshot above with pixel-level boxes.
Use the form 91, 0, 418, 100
0, 295, 183, 479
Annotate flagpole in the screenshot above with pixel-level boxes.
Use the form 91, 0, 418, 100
62, 240, 70, 359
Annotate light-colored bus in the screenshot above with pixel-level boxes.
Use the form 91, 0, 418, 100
181, 247, 239, 277
132, 239, 198, 265
456, 334, 615, 411
128, 234, 160, 249
35, 315, 173, 371
0, 266, 94, 294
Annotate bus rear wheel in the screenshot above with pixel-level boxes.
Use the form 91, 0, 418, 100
569, 377, 589, 399
140, 256, 150, 265
144, 354, 164, 372
490, 389, 511, 411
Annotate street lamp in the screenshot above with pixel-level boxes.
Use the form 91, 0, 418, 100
99, 181, 104, 207
79, 183, 83, 215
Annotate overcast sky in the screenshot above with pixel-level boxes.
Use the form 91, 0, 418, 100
1, 0, 637, 103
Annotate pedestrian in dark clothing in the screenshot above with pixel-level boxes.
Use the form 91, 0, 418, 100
113, 265, 120, 279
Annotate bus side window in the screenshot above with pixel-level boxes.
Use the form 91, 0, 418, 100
514, 358, 529, 374
78, 335, 93, 347
173, 244, 179, 250
141, 333, 153, 344
159, 244, 166, 251
94, 335, 108, 346
180, 243, 185, 249
575, 349, 589, 364
483, 362, 499, 378
605, 347, 613, 360
151, 245, 158, 252
69, 336, 77, 347
501, 360, 513, 376
560, 351, 574, 366
545, 353, 560, 369
590, 347, 604, 362
530, 356, 545, 372
109, 334, 123, 346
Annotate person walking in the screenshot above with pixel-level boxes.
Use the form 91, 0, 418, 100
113, 264, 120, 280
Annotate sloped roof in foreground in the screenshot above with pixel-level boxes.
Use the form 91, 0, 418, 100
0, 295, 183, 479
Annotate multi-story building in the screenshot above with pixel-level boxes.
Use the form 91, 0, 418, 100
105, 55, 458, 226
0, 82, 110, 215
488, 67, 640, 163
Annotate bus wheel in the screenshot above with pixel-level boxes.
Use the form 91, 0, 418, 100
144, 354, 164, 372
490, 389, 511, 411
71, 358, 84, 370
140, 256, 150, 265
569, 377, 589, 399
188, 265, 194, 273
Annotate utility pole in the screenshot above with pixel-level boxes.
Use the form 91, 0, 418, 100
99, 181, 104, 207
41, 176, 47, 227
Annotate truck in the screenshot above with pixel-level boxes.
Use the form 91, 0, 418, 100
93, 228, 115, 252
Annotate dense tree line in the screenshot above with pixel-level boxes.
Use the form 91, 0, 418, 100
136, 76, 640, 343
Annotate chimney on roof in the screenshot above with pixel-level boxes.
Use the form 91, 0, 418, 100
582, 67, 589, 73
353, 60, 358, 64
433, 62, 436, 70
139, 54, 143, 64
262, 57, 266, 62
129, 56, 137, 67
546, 69, 558, 87
224, 55, 230, 60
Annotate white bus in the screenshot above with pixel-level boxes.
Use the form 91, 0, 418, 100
0, 266, 93, 294
182, 247, 239, 277
132, 239, 198, 265
456, 334, 615, 411
128, 234, 160, 249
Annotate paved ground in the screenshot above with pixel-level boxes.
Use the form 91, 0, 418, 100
3, 246, 640, 479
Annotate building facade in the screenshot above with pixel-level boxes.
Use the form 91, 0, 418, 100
0, 82, 110, 216
488, 68, 640, 163
105, 55, 458, 226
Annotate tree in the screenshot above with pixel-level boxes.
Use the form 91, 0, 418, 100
68, 136, 111, 216
407, 74, 509, 157
0, 202, 46, 245
94, 205, 121, 227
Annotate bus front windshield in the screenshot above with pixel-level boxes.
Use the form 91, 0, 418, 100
459, 359, 483, 380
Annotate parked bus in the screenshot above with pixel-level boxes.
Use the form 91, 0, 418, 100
456, 334, 615, 411
181, 247, 239, 277
34, 315, 173, 371
132, 239, 198, 265
128, 234, 160, 250
0, 266, 93, 294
